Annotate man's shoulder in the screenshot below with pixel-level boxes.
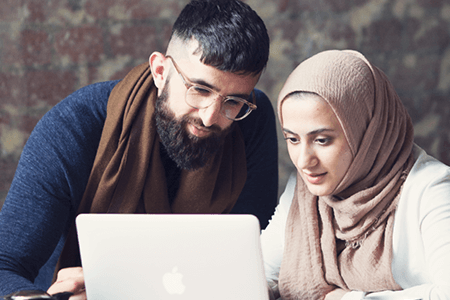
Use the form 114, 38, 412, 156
239, 88, 275, 127
33, 80, 121, 140
253, 88, 273, 111
236, 88, 277, 154
238, 89, 275, 135
47, 80, 120, 119
65, 80, 120, 105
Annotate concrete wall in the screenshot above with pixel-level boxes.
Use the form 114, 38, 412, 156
1, 0, 450, 207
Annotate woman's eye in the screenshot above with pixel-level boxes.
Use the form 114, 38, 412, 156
315, 137, 331, 145
285, 136, 299, 144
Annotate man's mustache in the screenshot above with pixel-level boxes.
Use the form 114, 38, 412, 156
185, 116, 222, 135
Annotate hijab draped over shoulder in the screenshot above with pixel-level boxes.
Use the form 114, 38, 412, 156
277, 50, 415, 299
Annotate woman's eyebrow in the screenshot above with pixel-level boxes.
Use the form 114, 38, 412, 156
282, 128, 297, 135
282, 127, 334, 136
307, 128, 334, 136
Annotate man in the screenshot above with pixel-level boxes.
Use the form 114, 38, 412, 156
0, 0, 278, 298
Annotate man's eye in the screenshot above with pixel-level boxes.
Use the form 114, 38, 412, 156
224, 99, 242, 107
193, 86, 211, 95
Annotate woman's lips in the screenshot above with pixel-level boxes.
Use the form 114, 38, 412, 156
303, 172, 327, 184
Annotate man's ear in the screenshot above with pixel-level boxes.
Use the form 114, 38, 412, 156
149, 52, 168, 91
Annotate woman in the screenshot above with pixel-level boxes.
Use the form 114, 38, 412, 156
261, 50, 450, 300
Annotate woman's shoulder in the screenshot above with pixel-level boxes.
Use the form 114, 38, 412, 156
409, 145, 450, 178
405, 145, 450, 191
393, 145, 450, 290
400, 144, 450, 216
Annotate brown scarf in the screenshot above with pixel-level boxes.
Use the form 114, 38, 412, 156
276, 50, 415, 299
55, 62, 247, 273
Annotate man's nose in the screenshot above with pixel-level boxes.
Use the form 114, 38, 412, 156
198, 98, 222, 127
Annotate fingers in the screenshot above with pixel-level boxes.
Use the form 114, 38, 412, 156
47, 267, 86, 299
68, 290, 86, 300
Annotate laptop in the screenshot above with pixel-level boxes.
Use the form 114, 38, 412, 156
76, 213, 269, 300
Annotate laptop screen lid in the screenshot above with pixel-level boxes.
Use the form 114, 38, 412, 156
76, 214, 269, 300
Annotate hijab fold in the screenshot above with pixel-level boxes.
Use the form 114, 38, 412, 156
55, 62, 247, 274
277, 50, 414, 299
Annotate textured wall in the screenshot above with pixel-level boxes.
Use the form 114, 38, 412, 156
1, 0, 450, 207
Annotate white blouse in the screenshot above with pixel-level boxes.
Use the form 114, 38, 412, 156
261, 145, 450, 300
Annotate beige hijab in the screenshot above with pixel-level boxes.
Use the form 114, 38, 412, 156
277, 50, 415, 299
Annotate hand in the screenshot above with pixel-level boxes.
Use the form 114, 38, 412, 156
325, 288, 347, 300
47, 267, 86, 300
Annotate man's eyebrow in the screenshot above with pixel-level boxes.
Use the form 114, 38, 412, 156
190, 77, 251, 99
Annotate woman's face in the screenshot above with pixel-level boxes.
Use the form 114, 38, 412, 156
281, 93, 353, 196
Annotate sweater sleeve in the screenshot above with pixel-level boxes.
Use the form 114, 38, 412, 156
0, 81, 117, 296
231, 89, 279, 229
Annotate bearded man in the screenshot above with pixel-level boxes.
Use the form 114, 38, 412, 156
0, 0, 278, 299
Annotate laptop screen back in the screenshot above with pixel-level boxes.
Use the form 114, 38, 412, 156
76, 214, 269, 300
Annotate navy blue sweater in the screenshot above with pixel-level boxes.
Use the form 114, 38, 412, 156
0, 80, 278, 295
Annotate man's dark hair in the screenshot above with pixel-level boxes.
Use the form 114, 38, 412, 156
170, 0, 270, 76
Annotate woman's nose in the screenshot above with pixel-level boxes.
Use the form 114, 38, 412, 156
297, 145, 318, 170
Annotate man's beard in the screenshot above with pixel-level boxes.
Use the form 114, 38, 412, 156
155, 85, 233, 170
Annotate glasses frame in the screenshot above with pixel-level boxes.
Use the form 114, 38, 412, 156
165, 55, 257, 121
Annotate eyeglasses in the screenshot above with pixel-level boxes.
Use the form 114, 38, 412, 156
166, 55, 257, 121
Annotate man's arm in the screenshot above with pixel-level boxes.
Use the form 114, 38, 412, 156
0, 81, 115, 296
232, 89, 278, 229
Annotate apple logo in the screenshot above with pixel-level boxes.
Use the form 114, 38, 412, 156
162, 267, 186, 295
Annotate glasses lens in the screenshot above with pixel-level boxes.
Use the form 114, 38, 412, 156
186, 86, 212, 109
185, 86, 253, 121
222, 99, 250, 120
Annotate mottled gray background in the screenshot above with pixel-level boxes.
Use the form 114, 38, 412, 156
1, 0, 450, 208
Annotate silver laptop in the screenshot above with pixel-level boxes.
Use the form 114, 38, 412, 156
76, 213, 269, 300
